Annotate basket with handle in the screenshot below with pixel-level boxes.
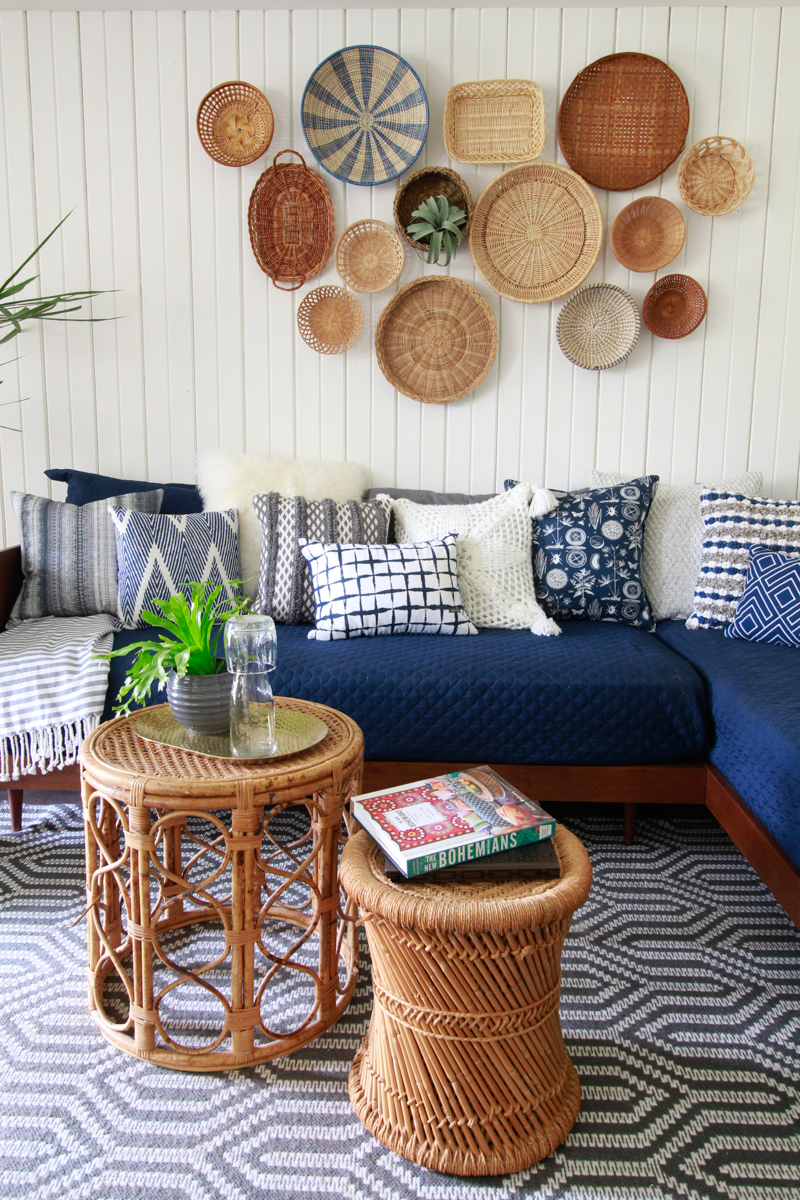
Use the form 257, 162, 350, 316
247, 150, 335, 291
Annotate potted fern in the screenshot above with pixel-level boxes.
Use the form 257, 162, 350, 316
407, 194, 467, 266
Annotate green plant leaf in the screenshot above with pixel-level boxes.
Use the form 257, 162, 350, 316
429, 230, 442, 264
436, 195, 449, 223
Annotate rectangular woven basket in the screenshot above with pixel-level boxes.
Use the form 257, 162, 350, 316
444, 79, 545, 164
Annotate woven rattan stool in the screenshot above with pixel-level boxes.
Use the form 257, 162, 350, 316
341, 826, 592, 1176
80, 698, 363, 1072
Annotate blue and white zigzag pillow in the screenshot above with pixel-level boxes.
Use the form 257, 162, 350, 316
725, 544, 800, 647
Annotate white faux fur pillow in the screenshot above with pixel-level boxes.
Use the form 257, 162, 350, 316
196, 453, 369, 598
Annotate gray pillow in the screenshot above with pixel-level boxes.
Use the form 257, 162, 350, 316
365, 486, 496, 505
10, 488, 163, 622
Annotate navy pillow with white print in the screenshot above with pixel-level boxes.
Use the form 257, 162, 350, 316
506, 477, 659, 630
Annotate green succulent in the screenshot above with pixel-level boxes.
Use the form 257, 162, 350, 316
407, 194, 467, 266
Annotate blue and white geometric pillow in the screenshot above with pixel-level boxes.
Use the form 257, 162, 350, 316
110, 508, 241, 629
298, 534, 478, 640
725, 545, 800, 647
525, 477, 659, 631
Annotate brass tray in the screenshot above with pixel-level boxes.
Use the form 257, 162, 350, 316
133, 705, 327, 763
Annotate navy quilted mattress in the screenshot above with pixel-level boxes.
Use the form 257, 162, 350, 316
656, 620, 800, 870
106, 622, 708, 767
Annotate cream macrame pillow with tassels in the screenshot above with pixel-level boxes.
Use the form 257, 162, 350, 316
391, 483, 560, 636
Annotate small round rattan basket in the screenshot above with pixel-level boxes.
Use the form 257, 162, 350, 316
393, 166, 473, 256
557, 284, 640, 370
643, 274, 707, 339
677, 136, 754, 216
297, 285, 364, 355
335, 221, 405, 294
610, 197, 685, 272
196, 81, 274, 167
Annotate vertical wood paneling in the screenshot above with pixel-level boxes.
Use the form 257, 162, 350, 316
0, 6, 798, 553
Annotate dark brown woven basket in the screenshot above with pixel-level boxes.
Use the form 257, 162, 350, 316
643, 274, 707, 339
247, 150, 334, 291
393, 166, 473, 255
558, 53, 689, 191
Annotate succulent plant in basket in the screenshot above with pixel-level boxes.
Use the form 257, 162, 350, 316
407, 194, 467, 266
101, 582, 252, 735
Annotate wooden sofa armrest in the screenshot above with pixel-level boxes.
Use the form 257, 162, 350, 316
0, 546, 22, 630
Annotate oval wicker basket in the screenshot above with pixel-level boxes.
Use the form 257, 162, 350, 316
610, 197, 685, 272
247, 150, 334, 291
556, 284, 640, 370
301, 45, 428, 186
393, 166, 473, 256
470, 161, 603, 304
643, 274, 707, 339
558, 53, 689, 191
677, 136, 754, 216
375, 276, 498, 404
335, 220, 405, 294
196, 81, 274, 167
297, 286, 364, 355
443, 79, 544, 164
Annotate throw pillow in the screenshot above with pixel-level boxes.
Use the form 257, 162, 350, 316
9, 489, 164, 623
531, 477, 659, 630
110, 508, 241, 629
391, 485, 560, 637
45, 468, 202, 514
589, 469, 763, 622
299, 534, 477, 640
196, 452, 369, 600
252, 493, 392, 623
687, 493, 800, 629
725, 545, 800, 647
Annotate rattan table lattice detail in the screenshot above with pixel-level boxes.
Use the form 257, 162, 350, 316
443, 79, 545, 164
80, 698, 363, 1072
341, 826, 593, 1176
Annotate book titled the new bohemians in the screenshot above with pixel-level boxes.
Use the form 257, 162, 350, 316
352, 766, 556, 879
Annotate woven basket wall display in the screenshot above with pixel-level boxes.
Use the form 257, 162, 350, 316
677, 136, 754, 216
335, 221, 405, 293
297, 285, 364, 354
247, 151, 334, 291
301, 46, 428, 186
393, 165, 474, 255
375, 276, 497, 404
610, 197, 685, 272
643, 274, 707, 339
196, 81, 274, 167
443, 79, 545, 164
469, 161, 603, 304
558, 53, 689, 191
556, 284, 640, 370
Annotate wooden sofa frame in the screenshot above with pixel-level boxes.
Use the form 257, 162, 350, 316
2, 545, 797, 929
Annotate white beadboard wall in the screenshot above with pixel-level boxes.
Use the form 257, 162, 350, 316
1, 6, 799, 550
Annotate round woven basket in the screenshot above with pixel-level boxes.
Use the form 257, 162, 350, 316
556, 284, 640, 370
643, 274, 707, 339
677, 136, 754, 216
297, 285, 364, 355
610, 196, 685, 272
335, 221, 405, 294
301, 45, 428, 186
470, 161, 603, 304
247, 150, 334, 291
375, 276, 498, 404
393, 166, 473, 256
196, 81, 274, 167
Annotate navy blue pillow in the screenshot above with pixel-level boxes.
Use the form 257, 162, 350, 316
45, 468, 203, 515
725, 545, 800, 647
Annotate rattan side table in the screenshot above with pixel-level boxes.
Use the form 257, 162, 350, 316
341, 826, 592, 1176
80, 698, 363, 1072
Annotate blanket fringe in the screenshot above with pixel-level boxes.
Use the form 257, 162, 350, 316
0, 716, 100, 783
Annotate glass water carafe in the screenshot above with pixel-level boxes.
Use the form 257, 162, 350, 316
224, 614, 278, 758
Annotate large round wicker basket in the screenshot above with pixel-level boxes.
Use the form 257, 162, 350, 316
556, 284, 640, 370
393, 166, 473, 256
677, 136, 754, 216
375, 276, 497, 404
247, 150, 334, 291
335, 221, 405, 294
297, 286, 364, 355
643, 274, 707, 339
610, 197, 685, 272
196, 81, 274, 167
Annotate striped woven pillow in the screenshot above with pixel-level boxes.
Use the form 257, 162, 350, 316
687, 492, 800, 629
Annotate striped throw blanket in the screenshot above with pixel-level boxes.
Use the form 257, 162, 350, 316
0, 615, 114, 781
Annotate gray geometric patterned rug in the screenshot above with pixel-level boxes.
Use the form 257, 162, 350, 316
1, 801, 798, 1200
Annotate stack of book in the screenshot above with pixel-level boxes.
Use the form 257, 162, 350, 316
352, 766, 559, 882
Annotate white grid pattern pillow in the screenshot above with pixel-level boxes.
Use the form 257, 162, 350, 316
298, 535, 478, 640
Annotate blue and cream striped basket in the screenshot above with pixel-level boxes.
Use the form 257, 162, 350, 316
301, 45, 428, 186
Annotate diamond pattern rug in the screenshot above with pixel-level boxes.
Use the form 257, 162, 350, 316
1, 802, 798, 1200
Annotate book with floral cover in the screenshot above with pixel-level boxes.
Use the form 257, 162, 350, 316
352, 766, 556, 878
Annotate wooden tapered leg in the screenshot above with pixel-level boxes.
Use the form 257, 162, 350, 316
8, 789, 22, 832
